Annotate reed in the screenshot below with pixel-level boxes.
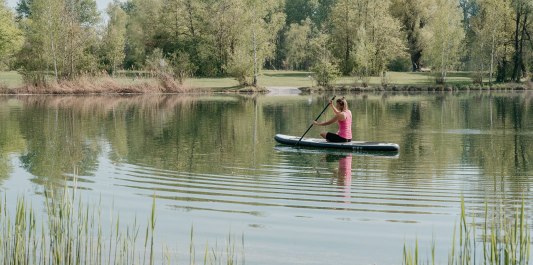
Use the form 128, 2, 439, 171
403, 197, 530, 265
0, 187, 244, 265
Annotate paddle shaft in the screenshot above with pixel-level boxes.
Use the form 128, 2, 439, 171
297, 95, 336, 145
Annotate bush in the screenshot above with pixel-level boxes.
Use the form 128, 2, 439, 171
225, 50, 254, 86
311, 60, 340, 87
145, 49, 169, 77
170, 52, 197, 85
19, 70, 48, 87
387, 56, 411, 72
472, 72, 483, 85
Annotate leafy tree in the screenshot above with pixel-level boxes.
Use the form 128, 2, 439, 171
311, 59, 340, 87
357, 1, 406, 76
390, 0, 434, 71
123, 0, 162, 69
422, 0, 465, 83
145, 48, 168, 76
155, 0, 207, 76
17, 0, 100, 81
470, 0, 513, 84
222, 0, 285, 86
353, 25, 373, 79
285, 0, 319, 25
509, 0, 532, 82
329, 0, 359, 75
330, 0, 405, 77
15, 0, 33, 20
103, 2, 127, 76
0, 1, 24, 69
284, 18, 316, 70
170, 52, 196, 84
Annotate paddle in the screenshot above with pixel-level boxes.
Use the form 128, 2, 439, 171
297, 95, 336, 146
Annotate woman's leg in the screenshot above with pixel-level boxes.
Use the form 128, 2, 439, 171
325, 132, 350, 142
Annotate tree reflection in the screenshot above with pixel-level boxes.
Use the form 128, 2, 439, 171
0, 93, 531, 203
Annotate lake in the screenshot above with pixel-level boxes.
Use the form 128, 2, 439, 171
0, 92, 532, 264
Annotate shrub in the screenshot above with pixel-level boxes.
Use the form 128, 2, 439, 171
225, 50, 254, 86
170, 52, 197, 85
311, 60, 340, 87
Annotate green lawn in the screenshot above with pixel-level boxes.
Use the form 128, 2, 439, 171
0, 71, 23, 88
262, 70, 475, 87
0, 70, 477, 90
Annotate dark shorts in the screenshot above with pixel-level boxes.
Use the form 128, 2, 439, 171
326, 132, 351, 143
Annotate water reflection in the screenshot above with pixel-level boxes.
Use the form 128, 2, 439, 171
0, 92, 532, 265
325, 154, 352, 202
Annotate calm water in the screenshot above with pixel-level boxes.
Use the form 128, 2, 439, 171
0, 92, 532, 264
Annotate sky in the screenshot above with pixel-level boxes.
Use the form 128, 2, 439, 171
6, 0, 113, 12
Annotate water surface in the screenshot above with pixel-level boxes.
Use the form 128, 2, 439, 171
0, 92, 532, 264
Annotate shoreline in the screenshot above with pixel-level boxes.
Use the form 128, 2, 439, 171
299, 82, 532, 93
2, 80, 531, 96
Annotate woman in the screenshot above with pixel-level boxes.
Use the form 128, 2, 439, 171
313, 98, 352, 142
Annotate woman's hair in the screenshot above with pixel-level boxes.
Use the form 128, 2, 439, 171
336, 98, 348, 111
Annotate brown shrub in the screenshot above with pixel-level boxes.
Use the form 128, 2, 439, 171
4, 74, 194, 94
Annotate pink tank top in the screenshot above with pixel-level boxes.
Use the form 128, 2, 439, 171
337, 110, 352, 139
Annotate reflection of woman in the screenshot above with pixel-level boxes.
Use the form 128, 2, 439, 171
327, 154, 352, 201
337, 155, 352, 186
338, 155, 352, 202
313, 98, 352, 142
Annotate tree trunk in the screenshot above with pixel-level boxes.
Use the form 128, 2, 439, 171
518, 11, 529, 80
344, 35, 350, 75
186, 0, 196, 38
511, 6, 522, 82
253, 30, 258, 87
47, 5, 58, 80
489, 32, 495, 85
411, 50, 422, 72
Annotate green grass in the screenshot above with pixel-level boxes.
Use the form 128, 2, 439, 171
336, 71, 475, 86
0, 71, 23, 88
403, 198, 531, 265
0, 70, 484, 90
0, 186, 244, 265
258, 70, 476, 87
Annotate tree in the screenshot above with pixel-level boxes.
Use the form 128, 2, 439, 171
470, 0, 513, 84
224, 0, 285, 86
123, 0, 162, 69
510, 0, 532, 82
284, 0, 319, 25
330, 0, 406, 77
284, 18, 316, 70
17, 0, 100, 81
15, 0, 33, 20
0, 1, 24, 68
358, 1, 406, 76
103, 2, 127, 76
329, 0, 359, 75
390, 0, 434, 71
422, 0, 465, 83
155, 0, 207, 76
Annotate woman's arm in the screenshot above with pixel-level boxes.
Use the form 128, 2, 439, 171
330, 101, 341, 115
313, 115, 339, 126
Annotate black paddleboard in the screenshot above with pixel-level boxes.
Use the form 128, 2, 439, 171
274, 134, 400, 152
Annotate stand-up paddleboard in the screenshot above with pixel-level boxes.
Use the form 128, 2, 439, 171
274, 134, 400, 152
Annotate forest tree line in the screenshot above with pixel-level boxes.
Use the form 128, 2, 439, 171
0, 0, 531, 86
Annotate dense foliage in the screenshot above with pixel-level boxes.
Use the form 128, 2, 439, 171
2, 0, 533, 84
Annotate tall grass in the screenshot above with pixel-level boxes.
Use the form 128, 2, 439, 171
0, 187, 244, 265
403, 198, 530, 265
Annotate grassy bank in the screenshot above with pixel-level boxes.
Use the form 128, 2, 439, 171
1, 70, 530, 94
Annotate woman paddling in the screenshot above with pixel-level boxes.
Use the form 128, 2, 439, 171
313, 98, 352, 142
